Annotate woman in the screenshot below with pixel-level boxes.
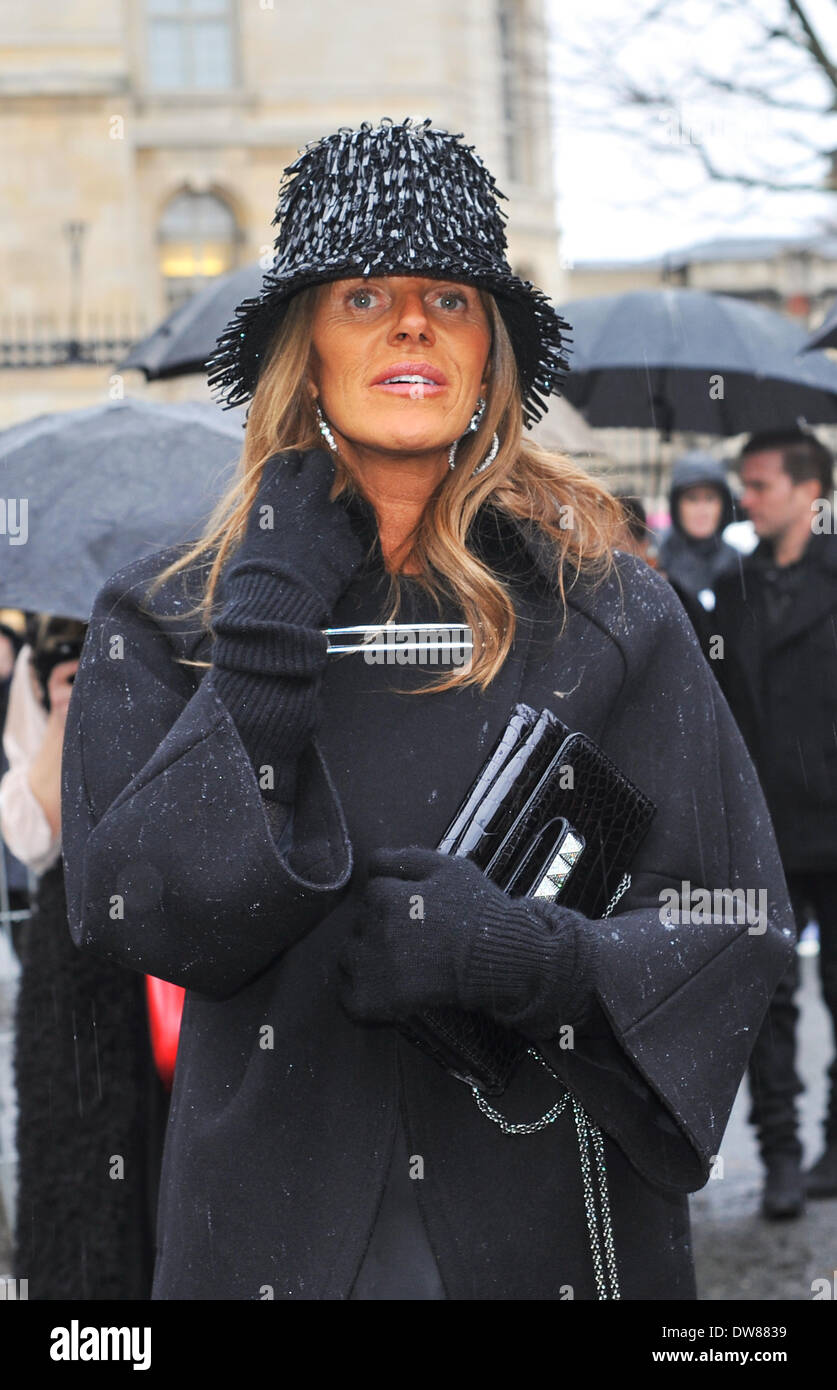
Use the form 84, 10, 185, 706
657, 450, 740, 602
2, 629, 166, 1298
60, 118, 795, 1300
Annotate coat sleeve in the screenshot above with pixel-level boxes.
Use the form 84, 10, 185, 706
535, 559, 796, 1195
60, 559, 353, 1000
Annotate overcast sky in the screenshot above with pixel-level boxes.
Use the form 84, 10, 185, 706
547, 0, 837, 263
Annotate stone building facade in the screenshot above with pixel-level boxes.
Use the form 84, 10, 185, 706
0, 0, 565, 425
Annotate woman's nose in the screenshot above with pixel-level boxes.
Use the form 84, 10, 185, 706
389, 293, 435, 341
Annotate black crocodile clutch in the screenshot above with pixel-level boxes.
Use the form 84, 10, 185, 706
398, 703, 656, 1095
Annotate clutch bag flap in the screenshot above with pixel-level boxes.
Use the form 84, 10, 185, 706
398, 707, 656, 1095
436, 702, 539, 854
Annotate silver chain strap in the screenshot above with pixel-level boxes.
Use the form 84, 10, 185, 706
467, 873, 632, 1298
471, 1047, 621, 1299
571, 1095, 620, 1299
472, 1046, 573, 1135
600, 871, 632, 920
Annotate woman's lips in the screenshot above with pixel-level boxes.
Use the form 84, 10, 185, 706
371, 382, 447, 396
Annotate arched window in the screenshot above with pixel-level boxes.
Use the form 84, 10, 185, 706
146, 0, 235, 92
157, 191, 239, 311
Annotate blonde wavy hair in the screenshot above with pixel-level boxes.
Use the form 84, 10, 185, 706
143, 284, 624, 694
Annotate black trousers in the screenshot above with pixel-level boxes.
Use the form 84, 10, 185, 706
747, 871, 837, 1157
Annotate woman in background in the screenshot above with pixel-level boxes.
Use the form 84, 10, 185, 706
657, 451, 740, 604
0, 620, 167, 1299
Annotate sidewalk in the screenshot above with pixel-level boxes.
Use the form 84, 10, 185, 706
691, 951, 837, 1300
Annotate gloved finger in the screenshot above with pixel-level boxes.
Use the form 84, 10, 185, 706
340, 983, 382, 1023
336, 967, 364, 1017
357, 874, 408, 919
347, 910, 371, 943
337, 959, 393, 1023
292, 447, 341, 502
366, 844, 444, 882
337, 932, 365, 977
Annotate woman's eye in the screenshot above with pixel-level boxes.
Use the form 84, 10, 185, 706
435, 291, 468, 310
348, 289, 378, 309
344, 286, 468, 311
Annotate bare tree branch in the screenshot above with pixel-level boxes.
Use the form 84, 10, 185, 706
552, 0, 837, 196
687, 69, 829, 114
558, 106, 830, 194
785, 0, 837, 96
689, 135, 829, 191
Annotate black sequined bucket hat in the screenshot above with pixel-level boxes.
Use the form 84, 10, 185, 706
206, 117, 572, 429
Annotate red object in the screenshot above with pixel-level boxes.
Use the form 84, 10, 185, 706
144, 975, 185, 1090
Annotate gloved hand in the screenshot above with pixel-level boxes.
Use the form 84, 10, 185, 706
214, 445, 368, 652
210, 448, 369, 801
337, 846, 596, 1037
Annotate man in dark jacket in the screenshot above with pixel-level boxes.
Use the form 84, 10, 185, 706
658, 451, 740, 602
709, 427, 837, 1217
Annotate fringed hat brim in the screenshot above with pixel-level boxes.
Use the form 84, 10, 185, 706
206, 260, 572, 431
206, 117, 573, 428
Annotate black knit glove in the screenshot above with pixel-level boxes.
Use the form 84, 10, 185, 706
209, 448, 367, 802
337, 846, 596, 1036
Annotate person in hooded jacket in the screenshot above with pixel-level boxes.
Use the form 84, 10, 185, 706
658, 452, 740, 603
59, 119, 796, 1301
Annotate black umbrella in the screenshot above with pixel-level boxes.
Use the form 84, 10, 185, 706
0, 398, 244, 620
802, 298, 837, 353
557, 289, 837, 435
118, 264, 263, 379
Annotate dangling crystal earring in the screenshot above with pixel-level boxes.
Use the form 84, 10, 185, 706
468, 396, 487, 433
471, 431, 500, 475
448, 396, 484, 469
448, 396, 499, 476
314, 399, 339, 456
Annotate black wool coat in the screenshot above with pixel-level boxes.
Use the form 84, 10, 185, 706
13, 861, 167, 1299
709, 528, 837, 873
60, 503, 796, 1301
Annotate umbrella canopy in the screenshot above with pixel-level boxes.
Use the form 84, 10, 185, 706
0, 399, 244, 620
119, 264, 263, 379
557, 289, 837, 434
803, 298, 837, 352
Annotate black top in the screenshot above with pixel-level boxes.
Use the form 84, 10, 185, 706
323, 512, 516, 1299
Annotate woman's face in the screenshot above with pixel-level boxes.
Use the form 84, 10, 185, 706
307, 276, 492, 458
678, 485, 724, 540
